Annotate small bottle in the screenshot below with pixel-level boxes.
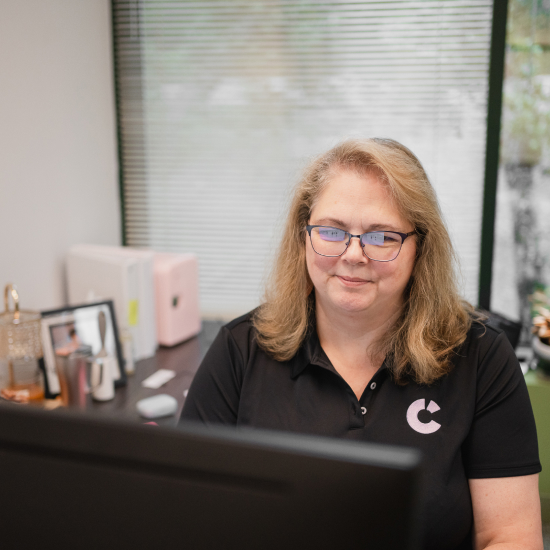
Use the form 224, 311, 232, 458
120, 329, 135, 375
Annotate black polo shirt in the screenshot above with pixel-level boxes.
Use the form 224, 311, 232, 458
180, 312, 541, 550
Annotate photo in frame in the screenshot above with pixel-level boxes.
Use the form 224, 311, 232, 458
41, 301, 126, 399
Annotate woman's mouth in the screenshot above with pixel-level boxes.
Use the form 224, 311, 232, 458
336, 275, 370, 287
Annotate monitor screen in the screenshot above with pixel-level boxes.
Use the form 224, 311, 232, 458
0, 404, 423, 549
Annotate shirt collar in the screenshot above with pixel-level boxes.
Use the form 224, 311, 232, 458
289, 318, 390, 380
290, 323, 338, 379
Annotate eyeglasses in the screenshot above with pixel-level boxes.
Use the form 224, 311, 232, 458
306, 225, 415, 262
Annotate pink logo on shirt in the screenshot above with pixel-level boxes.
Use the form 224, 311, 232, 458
406, 399, 441, 434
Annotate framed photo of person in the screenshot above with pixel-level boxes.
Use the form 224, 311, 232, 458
41, 301, 126, 397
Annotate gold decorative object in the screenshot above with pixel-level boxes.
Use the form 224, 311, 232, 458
0, 284, 44, 401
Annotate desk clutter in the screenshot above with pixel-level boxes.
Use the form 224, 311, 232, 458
66, 245, 201, 354
0, 245, 201, 411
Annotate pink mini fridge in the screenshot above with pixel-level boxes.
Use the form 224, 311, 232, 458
154, 253, 201, 347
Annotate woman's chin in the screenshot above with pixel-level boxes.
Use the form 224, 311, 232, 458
324, 293, 376, 315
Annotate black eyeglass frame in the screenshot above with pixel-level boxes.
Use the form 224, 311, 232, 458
306, 225, 416, 262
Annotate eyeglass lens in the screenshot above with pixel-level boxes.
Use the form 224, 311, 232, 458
311, 226, 403, 261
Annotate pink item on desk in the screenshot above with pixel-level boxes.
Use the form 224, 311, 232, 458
154, 253, 201, 347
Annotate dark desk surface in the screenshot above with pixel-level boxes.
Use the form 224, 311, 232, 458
80, 320, 224, 427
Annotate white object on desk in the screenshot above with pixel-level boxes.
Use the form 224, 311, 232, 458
90, 357, 116, 402
141, 369, 176, 389
67, 249, 141, 360
136, 394, 178, 419
120, 329, 135, 375
67, 244, 158, 362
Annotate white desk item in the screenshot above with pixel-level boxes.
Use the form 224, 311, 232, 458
89, 357, 115, 401
120, 329, 134, 375
141, 368, 176, 389
136, 393, 178, 419
95, 309, 121, 382
67, 249, 140, 362
90, 311, 116, 402
67, 244, 158, 362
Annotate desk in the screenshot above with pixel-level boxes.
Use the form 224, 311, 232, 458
81, 320, 224, 427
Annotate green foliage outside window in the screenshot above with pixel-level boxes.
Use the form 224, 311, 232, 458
496, 0, 550, 343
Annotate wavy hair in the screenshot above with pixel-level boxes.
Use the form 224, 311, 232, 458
253, 138, 477, 385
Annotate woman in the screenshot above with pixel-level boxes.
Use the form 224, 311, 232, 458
181, 138, 542, 549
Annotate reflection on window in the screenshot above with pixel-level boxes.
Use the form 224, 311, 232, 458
493, 0, 550, 343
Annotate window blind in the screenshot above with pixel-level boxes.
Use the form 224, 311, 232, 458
113, 0, 493, 317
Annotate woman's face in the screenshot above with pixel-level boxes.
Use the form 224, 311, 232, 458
306, 168, 416, 321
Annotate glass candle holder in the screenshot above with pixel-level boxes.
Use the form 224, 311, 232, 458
0, 285, 44, 401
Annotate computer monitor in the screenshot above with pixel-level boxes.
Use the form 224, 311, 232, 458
0, 404, 423, 549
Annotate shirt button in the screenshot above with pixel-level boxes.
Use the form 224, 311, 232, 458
361, 407, 367, 415
370, 382, 377, 390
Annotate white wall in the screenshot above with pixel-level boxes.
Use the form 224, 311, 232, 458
0, 0, 120, 311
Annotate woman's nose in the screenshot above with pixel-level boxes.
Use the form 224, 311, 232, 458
343, 235, 367, 263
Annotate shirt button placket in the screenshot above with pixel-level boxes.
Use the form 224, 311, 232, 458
349, 399, 365, 429
360, 379, 378, 418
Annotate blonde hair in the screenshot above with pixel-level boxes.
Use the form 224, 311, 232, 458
253, 138, 476, 385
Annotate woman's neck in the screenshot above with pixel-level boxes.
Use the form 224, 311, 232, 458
314, 296, 402, 391
315, 303, 401, 399
315, 296, 402, 355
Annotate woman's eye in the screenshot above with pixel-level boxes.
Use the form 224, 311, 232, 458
319, 228, 346, 241
362, 232, 385, 246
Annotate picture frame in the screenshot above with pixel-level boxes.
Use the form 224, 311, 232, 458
41, 300, 126, 397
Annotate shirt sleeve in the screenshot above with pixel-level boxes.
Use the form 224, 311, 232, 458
462, 331, 541, 478
179, 326, 244, 426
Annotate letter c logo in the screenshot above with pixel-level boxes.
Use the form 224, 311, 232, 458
406, 399, 441, 434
